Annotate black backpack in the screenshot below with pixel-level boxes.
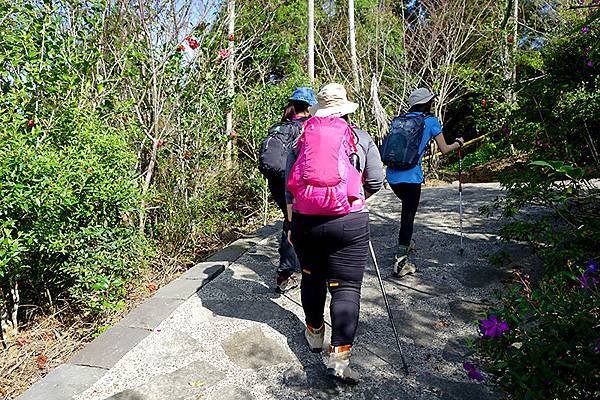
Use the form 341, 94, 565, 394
258, 120, 303, 179
380, 113, 431, 171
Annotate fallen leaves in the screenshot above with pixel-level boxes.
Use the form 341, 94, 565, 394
41, 331, 55, 343
36, 354, 48, 370
146, 283, 158, 293
435, 320, 450, 329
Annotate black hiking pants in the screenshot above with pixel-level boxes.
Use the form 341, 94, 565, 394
390, 183, 422, 247
267, 176, 299, 277
291, 212, 369, 347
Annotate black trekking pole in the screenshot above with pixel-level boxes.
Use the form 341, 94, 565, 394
458, 148, 464, 256
368, 241, 409, 375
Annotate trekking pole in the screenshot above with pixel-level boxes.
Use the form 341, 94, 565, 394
458, 148, 464, 256
368, 241, 409, 375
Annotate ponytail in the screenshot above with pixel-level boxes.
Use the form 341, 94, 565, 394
281, 100, 311, 122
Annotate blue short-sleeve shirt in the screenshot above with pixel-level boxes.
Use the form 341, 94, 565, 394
386, 112, 443, 184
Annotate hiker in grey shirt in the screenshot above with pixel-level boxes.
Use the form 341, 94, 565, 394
283, 83, 383, 384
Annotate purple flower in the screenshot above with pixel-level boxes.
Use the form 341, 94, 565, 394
479, 315, 510, 338
543, 379, 552, 387
581, 26, 589, 34
587, 60, 594, 69
585, 259, 598, 275
463, 362, 485, 382
579, 274, 598, 289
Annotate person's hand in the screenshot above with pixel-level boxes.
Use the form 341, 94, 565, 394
287, 229, 293, 246
455, 137, 465, 147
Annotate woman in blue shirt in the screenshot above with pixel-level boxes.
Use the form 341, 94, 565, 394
386, 88, 464, 277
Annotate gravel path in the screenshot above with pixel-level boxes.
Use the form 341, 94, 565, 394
75, 183, 536, 400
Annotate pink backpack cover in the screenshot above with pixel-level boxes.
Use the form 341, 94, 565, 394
287, 116, 365, 216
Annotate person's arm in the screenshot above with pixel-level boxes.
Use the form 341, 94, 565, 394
434, 133, 464, 155
362, 135, 384, 197
284, 148, 297, 244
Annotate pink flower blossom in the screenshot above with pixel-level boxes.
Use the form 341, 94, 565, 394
219, 49, 231, 59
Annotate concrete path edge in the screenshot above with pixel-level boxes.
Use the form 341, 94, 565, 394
16, 222, 282, 400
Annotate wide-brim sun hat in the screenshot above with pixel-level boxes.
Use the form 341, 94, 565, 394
309, 83, 359, 117
289, 87, 317, 106
408, 88, 437, 108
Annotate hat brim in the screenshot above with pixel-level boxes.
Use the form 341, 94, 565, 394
409, 94, 437, 108
309, 102, 359, 117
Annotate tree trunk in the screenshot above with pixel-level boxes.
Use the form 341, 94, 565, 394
503, 0, 518, 103
225, 0, 236, 168
308, 0, 315, 84
0, 281, 19, 344
510, 0, 518, 101
348, 0, 360, 92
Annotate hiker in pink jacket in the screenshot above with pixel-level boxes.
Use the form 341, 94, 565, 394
285, 83, 384, 384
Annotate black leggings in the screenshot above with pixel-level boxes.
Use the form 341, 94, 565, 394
390, 183, 422, 246
291, 212, 369, 347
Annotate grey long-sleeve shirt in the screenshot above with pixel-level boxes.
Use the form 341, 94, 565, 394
285, 125, 384, 211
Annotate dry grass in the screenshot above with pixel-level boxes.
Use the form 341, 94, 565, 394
1, 308, 100, 399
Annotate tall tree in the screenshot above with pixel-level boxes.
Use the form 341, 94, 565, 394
308, 0, 315, 83
348, 0, 360, 91
226, 0, 236, 167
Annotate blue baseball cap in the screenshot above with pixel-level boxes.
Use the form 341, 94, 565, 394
289, 87, 317, 106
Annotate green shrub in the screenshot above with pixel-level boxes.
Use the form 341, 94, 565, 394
0, 107, 152, 317
472, 160, 599, 398
475, 260, 599, 399
0, 2, 152, 328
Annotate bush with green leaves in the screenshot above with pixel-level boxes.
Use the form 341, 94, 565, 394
468, 7, 600, 397
471, 160, 600, 398
0, 2, 152, 332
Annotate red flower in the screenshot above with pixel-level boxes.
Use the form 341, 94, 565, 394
507, 34, 514, 43
27, 119, 35, 128
186, 36, 200, 50
219, 49, 231, 59
480, 99, 487, 106
176, 44, 185, 52
228, 34, 235, 41
156, 139, 165, 149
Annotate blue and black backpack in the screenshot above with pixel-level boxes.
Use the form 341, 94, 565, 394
380, 113, 431, 171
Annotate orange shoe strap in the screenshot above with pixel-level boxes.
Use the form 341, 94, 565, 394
329, 344, 352, 353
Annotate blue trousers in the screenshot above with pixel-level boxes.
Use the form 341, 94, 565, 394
267, 177, 300, 276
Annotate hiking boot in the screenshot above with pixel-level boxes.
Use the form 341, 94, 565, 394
393, 245, 416, 277
276, 272, 299, 294
326, 345, 359, 384
304, 324, 324, 353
